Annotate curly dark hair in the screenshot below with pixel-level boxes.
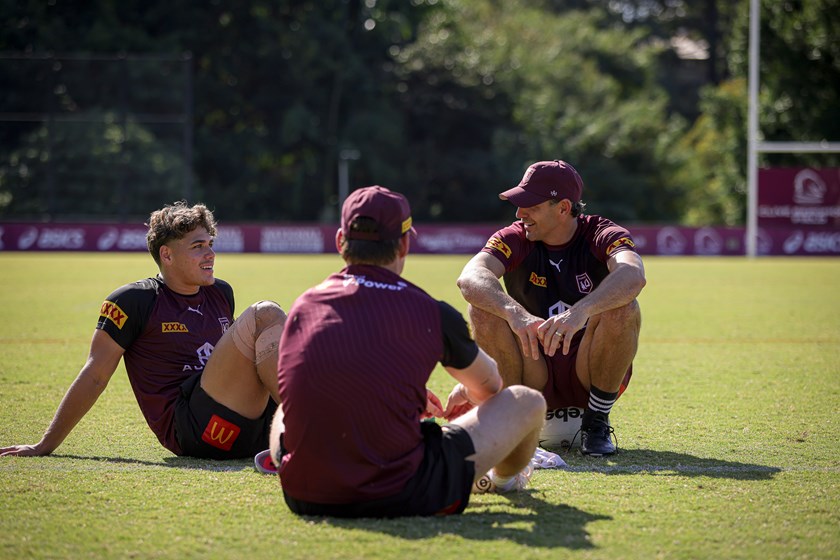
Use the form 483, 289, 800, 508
146, 200, 217, 266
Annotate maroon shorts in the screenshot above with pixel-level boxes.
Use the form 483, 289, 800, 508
541, 332, 633, 409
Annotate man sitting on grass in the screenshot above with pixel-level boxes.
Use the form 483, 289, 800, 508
267, 185, 546, 517
1, 201, 286, 460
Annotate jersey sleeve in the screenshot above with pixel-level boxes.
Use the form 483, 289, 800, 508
480, 222, 530, 273
592, 219, 638, 262
96, 279, 158, 350
438, 301, 479, 370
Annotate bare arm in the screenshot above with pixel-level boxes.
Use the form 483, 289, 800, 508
457, 252, 544, 360
540, 250, 646, 355
0, 330, 123, 456
442, 348, 503, 420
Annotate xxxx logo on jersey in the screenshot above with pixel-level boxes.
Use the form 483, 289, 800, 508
606, 236, 636, 256
529, 272, 547, 287
99, 301, 128, 329
201, 414, 241, 451
162, 322, 189, 333
485, 237, 512, 259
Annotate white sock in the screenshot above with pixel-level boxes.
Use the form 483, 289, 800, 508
489, 470, 515, 490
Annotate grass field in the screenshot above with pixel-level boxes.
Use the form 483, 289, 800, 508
0, 252, 838, 559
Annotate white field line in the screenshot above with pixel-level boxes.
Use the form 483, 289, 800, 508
1, 463, 839, 474
556, 465, 840, 474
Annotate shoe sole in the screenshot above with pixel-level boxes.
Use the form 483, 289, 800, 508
581, 449, 616, 457
254, 449, 278, 474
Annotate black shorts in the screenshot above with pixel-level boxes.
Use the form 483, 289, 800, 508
173, 373, 278, 460
282, 421, 476, 518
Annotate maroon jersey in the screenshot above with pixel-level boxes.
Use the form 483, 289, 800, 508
96, 276, 234, 454
482, 215, 637, 319
277, 264, 478, 504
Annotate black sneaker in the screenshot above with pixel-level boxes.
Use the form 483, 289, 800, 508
580, 410, 616, 456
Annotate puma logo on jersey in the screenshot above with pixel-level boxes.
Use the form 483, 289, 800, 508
187, 305, 203, 316
549, 258, 563, 272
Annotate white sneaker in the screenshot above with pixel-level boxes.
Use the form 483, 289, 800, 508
472, 464, 533, 494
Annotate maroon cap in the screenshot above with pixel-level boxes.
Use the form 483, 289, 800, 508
341, 185, 416, 241
499, 160, 584, 208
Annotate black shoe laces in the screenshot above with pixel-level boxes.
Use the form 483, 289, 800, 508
570, 418, 618, 451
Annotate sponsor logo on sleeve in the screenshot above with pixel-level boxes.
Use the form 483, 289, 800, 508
485, 236, 512, 259
99, 301, 128, 329
528, 272, 547, 287
606, 236, 636, 256
201, 414, 241, 451
161, 322, 189, 333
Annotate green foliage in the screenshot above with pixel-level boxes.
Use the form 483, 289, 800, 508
0, 253, 839, 559
670, 78, 748, 226
726, 0, 840, 167
0, 109, 186, 218
396, 0, 688, 223
0, 0, 837, 225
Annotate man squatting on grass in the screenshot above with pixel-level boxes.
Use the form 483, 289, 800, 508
267, 186, 546, 517
1, 201, 287, 460
458, 160, 646, 456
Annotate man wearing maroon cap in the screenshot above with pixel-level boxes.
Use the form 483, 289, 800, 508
268, 185, 546, 517
458, 160, 646, 456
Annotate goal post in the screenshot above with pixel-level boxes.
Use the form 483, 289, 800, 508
746, 0, 840, 257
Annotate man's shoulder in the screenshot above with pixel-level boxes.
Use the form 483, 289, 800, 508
208, 278, 235, 311
483, 221, 531, 265
581, 213, 622, 228
578, 214, 637, 259
105, 277, 163, 301
493, 220, 526, 238
98, 278, 162, 335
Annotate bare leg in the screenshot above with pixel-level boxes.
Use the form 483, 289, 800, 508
201, 300, 287, 419
575, 300, 641, 392
468, 305, 548, 391
450, 385, 545, 481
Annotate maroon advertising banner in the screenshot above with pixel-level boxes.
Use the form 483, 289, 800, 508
1, 222, 838, 256
758, 167, 840, 229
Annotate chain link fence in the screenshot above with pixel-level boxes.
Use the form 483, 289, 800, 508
0, 52, 192, 222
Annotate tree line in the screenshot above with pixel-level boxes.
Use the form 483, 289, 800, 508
0, 0, 837, 226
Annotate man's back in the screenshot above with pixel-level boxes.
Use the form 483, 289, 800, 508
277, 264, 442, 504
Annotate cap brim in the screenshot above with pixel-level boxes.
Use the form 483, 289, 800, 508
498, 187, 550, 208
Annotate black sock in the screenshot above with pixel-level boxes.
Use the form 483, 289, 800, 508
588, 385, 619, 416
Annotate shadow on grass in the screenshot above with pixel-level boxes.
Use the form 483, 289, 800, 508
322, 490, 608, 550
551, 448, 782, 480
48, 454, 253, 472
